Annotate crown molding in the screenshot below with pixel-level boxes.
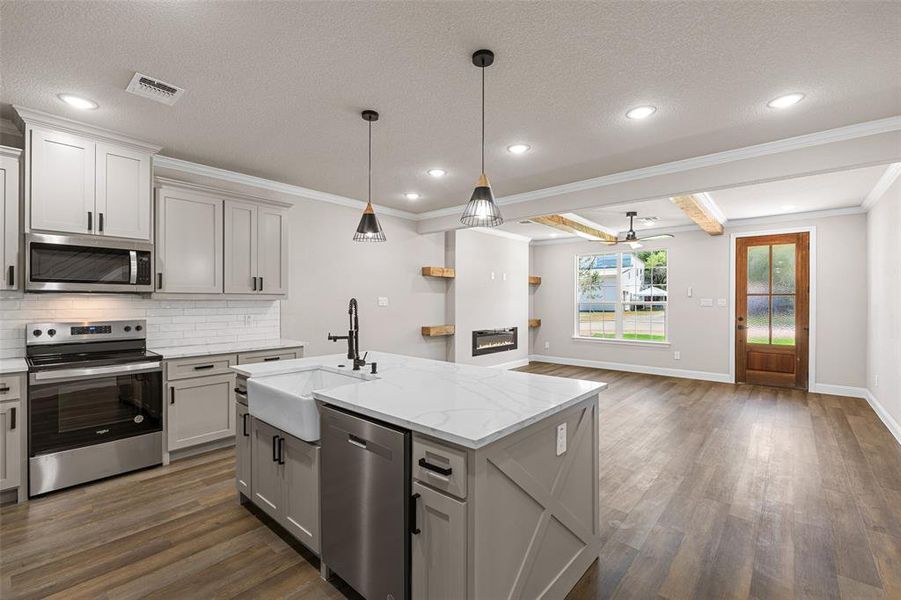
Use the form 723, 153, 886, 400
862, 162, 901, 210
0, 145, 22, 160
154, 176, 293, 209
417, 116, 901, 221
13, 106, 163, 154
152, 154, 419, 221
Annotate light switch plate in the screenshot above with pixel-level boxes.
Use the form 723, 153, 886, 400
700, 298, 713, 307
556, 423, 567, 456
378, 297, 389, 307
687, 286, 693, 297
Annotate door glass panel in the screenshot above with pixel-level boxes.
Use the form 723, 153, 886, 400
747, 246, 770, 293
747, 296, 770, 344
772, 296, 796, 346
772, 244, 796, 293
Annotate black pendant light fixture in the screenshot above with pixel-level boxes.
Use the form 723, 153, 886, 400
460, 49, 503, 227
354, 109, 387, 242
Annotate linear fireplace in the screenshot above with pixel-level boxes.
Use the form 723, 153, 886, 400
472, 327, 518, 356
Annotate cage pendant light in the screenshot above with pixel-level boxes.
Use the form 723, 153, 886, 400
460, 49, 503, 227
354, 110, 387, 242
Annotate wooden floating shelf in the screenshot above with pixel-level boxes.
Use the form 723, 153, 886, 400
529, 319, 541, 328
421, 266, 456, 278
528, 275, 542, 285
421, 324, 455, 337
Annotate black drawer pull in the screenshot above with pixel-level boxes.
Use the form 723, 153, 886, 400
234, 386, 246, 395
263, 357, 281, 362
410, 493, 421, 535
0, 386, 9, 393
9, 407, 16, 430
418, 458, 452, 477
242, 413, 249, 436
193, 364, 215, 371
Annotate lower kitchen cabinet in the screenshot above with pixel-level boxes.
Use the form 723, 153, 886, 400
251, 418, 283, 520
167, 373, 235, 451
411, 481, 467, 600
0, 400, 22, 492
235, 403, 252, 497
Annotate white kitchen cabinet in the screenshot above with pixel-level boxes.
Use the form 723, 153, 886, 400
166, 373, 235, 451
257, 206, 288, 295
236, 402, 252, 498
224, 201, 288, 295
282, 434, 320, 553
411, 481, 467, 600
155, 187, 224, 293
95, 143, 152, 240
0, 148, 21, 290
0, 400, 22, 492
29, 128, 95, 235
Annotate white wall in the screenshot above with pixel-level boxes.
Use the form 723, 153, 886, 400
530, 212, 868, 388
866, 178, 901, 438
280, 198, 447, 360
448, 229, 529, 366
0, 295, 279, 358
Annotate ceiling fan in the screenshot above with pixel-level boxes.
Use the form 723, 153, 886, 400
599, 211, 674, 248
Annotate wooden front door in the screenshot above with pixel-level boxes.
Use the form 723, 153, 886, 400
736, 232, 809, 389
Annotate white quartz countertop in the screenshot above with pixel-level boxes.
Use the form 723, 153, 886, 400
232, 352, 606, 449
150, 339, 305, 360
0, 358, 28, 375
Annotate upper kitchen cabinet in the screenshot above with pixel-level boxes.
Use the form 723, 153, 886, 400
15, 107, 160, 241
0, 147, 21, 291
224, 200, 289, 295
257, 206, 288, 295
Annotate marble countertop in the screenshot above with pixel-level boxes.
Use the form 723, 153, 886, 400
150, 339, 305, 359
232, 352, 606, 449
0, 358, 28, 375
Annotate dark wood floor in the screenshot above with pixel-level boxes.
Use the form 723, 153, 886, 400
2, 363, 899, 599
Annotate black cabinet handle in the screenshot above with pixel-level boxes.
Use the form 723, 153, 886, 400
418, 458, 452, 477
272, 435, 279, 462
6, 265, 12, 287
87, 211, 93, 231
277, 437, 285, 464
259, 277, 263, 292
9, 407, 15, 430
0, 386, 9, 393
170, 387, 175, 405
410, 493, 421, 535
252, 276, 257, 291
157, 273, 163, 290
234, 386, 246, 395
193, 364, 215, 371
99, 212, 104, 233
263, 356, 280, 362
242, 413, 249, 436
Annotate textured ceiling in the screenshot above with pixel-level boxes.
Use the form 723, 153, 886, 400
2, 1, 899, 213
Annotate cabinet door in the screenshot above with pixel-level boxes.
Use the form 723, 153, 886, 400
224, 200, 258, 294
282, 434, 319, 552
155, 188, 223, 293
95, 143, 151, 240
0, 155, 19, 290
30, 128, 95, 234
0, 401, 21, 491
251, 418, 283, 521
235, 403, 252, 498
412, 482, 467, 600
167, 374, 235, 451
257, 206, 288, 295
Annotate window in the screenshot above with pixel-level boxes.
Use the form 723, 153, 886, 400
576, 250, 668, 342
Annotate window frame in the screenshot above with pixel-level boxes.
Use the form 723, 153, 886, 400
573, 250, 670, 345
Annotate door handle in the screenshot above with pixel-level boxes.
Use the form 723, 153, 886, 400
170, 387, 175, 405
347, 434, 367, 449
242, 413, 249, 436
99, 212, 104, 233
157, 273, 163, 290
272, 435, 279, 462
258, 277, 263, 292
9, 407, 15, 430
87, 211, 93, 231
6, 265, 12, 287
277, 437, 285, 464
418, 457, 453, 477
410, 493, 421, 535
252, 276, 257, 291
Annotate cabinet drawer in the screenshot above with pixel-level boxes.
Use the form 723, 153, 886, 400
413, 435, 468, 499
0, 376, 22, 401
166, 354, 236, 380
237, 349, 301, 365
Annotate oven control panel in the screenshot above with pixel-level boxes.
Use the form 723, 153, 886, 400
26, 320, 147, 345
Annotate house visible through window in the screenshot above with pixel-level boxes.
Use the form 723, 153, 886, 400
576, 250, 668, 341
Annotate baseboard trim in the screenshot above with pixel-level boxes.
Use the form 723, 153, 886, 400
865, 389, 901, 446
809, 383, 868, 398
527, 354, 732, 383
492, 358, 531, 370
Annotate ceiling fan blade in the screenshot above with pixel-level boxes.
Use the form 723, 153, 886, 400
596, 239, 620, 245
638, 233, 675, 241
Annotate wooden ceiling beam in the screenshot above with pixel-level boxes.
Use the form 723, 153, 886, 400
670, 194, 725, 235
530, 214, 618, 242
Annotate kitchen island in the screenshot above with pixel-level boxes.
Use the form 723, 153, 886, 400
232, 352, 606, 600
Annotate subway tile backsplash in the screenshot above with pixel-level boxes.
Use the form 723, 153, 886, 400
0, 295, 280, 358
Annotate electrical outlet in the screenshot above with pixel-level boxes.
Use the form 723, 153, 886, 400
544, 341, 550, 350
378, 296, 389, 307
491, 271, 496, 280
687, 286, 693, 298
556, 423, 567, 456
674, 351, 681, 360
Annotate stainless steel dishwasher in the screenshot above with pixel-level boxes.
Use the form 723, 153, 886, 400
320, 405, 411, 600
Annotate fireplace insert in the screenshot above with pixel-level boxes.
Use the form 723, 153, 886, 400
472, 327, 518, 356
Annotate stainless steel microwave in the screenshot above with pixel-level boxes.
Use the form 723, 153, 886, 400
26, 233, 154, 293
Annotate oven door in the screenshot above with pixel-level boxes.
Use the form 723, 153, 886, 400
26, 233, 154, 293
28, 362, 163, 457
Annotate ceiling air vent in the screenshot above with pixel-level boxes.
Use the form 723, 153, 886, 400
126, 72, 184, 106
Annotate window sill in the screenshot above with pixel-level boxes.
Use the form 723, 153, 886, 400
571, 336, 671, 348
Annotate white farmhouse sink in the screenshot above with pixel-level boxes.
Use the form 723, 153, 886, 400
247, 368, 369, 441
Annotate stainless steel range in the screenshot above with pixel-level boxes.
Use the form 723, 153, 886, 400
26, 320, 163, 496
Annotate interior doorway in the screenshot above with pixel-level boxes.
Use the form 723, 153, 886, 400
735, 232, 810, 389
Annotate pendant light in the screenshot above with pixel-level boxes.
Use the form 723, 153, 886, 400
354, 109, 387, 242
460, 49, 503, 227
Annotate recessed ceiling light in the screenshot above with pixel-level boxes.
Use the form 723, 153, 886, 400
58, 94, 98, 110
427, 168, 446, 178
626, 105, 656, 120
767, 93, 805, 109
404, 192, 420, 200
781, 204, 796, 211
507, 144, 531, 154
